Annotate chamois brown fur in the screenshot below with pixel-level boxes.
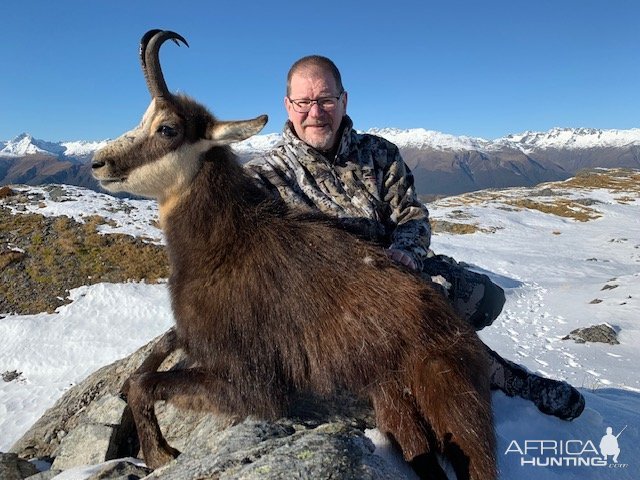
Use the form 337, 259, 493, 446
93, 30, 497, 479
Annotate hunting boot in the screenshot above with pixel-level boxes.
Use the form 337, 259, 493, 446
423, 254, 506, 330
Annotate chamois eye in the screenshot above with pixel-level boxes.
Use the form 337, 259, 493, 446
158, 125, 178, 138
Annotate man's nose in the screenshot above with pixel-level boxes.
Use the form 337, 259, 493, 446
308, 102, 324, 117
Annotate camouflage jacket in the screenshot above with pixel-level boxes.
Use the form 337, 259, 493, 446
244, 116, 431, 270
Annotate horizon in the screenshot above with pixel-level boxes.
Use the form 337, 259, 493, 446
4, 124, 640, 146
1, 1, 639, 142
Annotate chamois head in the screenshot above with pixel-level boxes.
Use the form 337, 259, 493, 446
92, 29, 268, 200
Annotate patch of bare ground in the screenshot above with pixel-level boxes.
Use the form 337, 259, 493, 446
504, 198, 601, 222
560, 168, 640, 197
433, 169, 638, 224
430, 219, 499, 235
0, 207, 168, 315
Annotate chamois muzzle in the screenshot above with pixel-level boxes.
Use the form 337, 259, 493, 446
140, 29, 189, 103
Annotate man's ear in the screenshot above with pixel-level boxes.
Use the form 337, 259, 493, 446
284, 96, 295, 119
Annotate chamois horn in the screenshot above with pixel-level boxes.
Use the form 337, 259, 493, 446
139, 29, 189, 101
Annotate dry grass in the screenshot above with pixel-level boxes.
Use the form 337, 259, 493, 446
430, 219, 498, 234
0, 207, 168, 314
614, 195, 636, 204
505, 198, 602, 222
506, 169, 639, 220
560, 168, 640, 195
437, 191, 504, 208
432, 169, 638, 224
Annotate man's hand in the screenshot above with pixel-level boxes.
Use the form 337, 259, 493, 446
386, 248, 417, 270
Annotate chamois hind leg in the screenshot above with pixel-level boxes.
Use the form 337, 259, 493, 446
127, 366, 273, 469
371, 382, 448, 480
121, 327, 178, 398
409, 346, 497, 480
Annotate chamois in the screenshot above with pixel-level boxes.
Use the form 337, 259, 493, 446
92, 30, 496, 479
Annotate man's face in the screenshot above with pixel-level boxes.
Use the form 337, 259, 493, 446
285, 67, 347, 152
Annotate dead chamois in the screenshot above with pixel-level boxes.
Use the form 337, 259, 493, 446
92, 29, 496, 479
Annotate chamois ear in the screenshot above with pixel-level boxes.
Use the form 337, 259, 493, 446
207, 115, 268, 145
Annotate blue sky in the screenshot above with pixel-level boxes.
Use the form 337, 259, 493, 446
1, 0, 638, 142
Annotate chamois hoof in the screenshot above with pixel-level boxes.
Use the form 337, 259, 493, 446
145, 444, 181, 470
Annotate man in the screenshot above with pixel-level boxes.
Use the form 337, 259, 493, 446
246, 55, 584, 420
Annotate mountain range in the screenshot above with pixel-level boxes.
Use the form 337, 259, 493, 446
2, 128, 639, 197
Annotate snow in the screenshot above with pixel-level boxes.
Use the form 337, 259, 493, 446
4, 126, 640, 158
3, 185, 163, 244
0, 283, 173, 451
368, 126, 640, 153
366, 127, 496, 151
46, 458, 147, 480
1, 177, 639, 478
0, 133, 65, 157
232, 132, 282, 154
230, 126, 640, 154
0, 133, 108, 158
59, 140, 109, 157
499, 127, 640, 153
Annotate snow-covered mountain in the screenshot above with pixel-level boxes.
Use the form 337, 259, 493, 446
366, 127, 495, 152
0, 133, 108, 158
2, 127, 639, 197
3, 127, 640, 158
234, 126, 640, 154
497, 127, 640, 153
232, 132, 282, 155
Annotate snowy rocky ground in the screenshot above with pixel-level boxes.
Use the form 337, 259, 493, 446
1, 169, 639, 479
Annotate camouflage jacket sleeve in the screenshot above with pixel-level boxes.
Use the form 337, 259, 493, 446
380, 145, 432, 270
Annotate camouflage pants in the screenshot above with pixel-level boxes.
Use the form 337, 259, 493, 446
421, 253, 506, 331
421, 253, 585, 420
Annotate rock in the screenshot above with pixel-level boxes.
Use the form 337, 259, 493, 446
44, 186, 70, 203
2, 370, 23, 382
0, 186, 16, 199
84, 459, 151, 479
84, 394, 131, 425
145, 419, 405, 480
0, 452, 38, 479
12, 330, 411, 479
24, 470, 61, 480
50, 395, 133, 471
562, 323, 620, 344
531, 187, 558, 197
51, 424, 119, 471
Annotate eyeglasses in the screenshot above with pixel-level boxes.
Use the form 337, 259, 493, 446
288, 92, 344, 113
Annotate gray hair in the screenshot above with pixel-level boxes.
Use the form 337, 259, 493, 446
286, 55, 344, 96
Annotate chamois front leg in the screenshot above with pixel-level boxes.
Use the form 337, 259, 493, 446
127, 366, 281, 469
121, 327, 178, 398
